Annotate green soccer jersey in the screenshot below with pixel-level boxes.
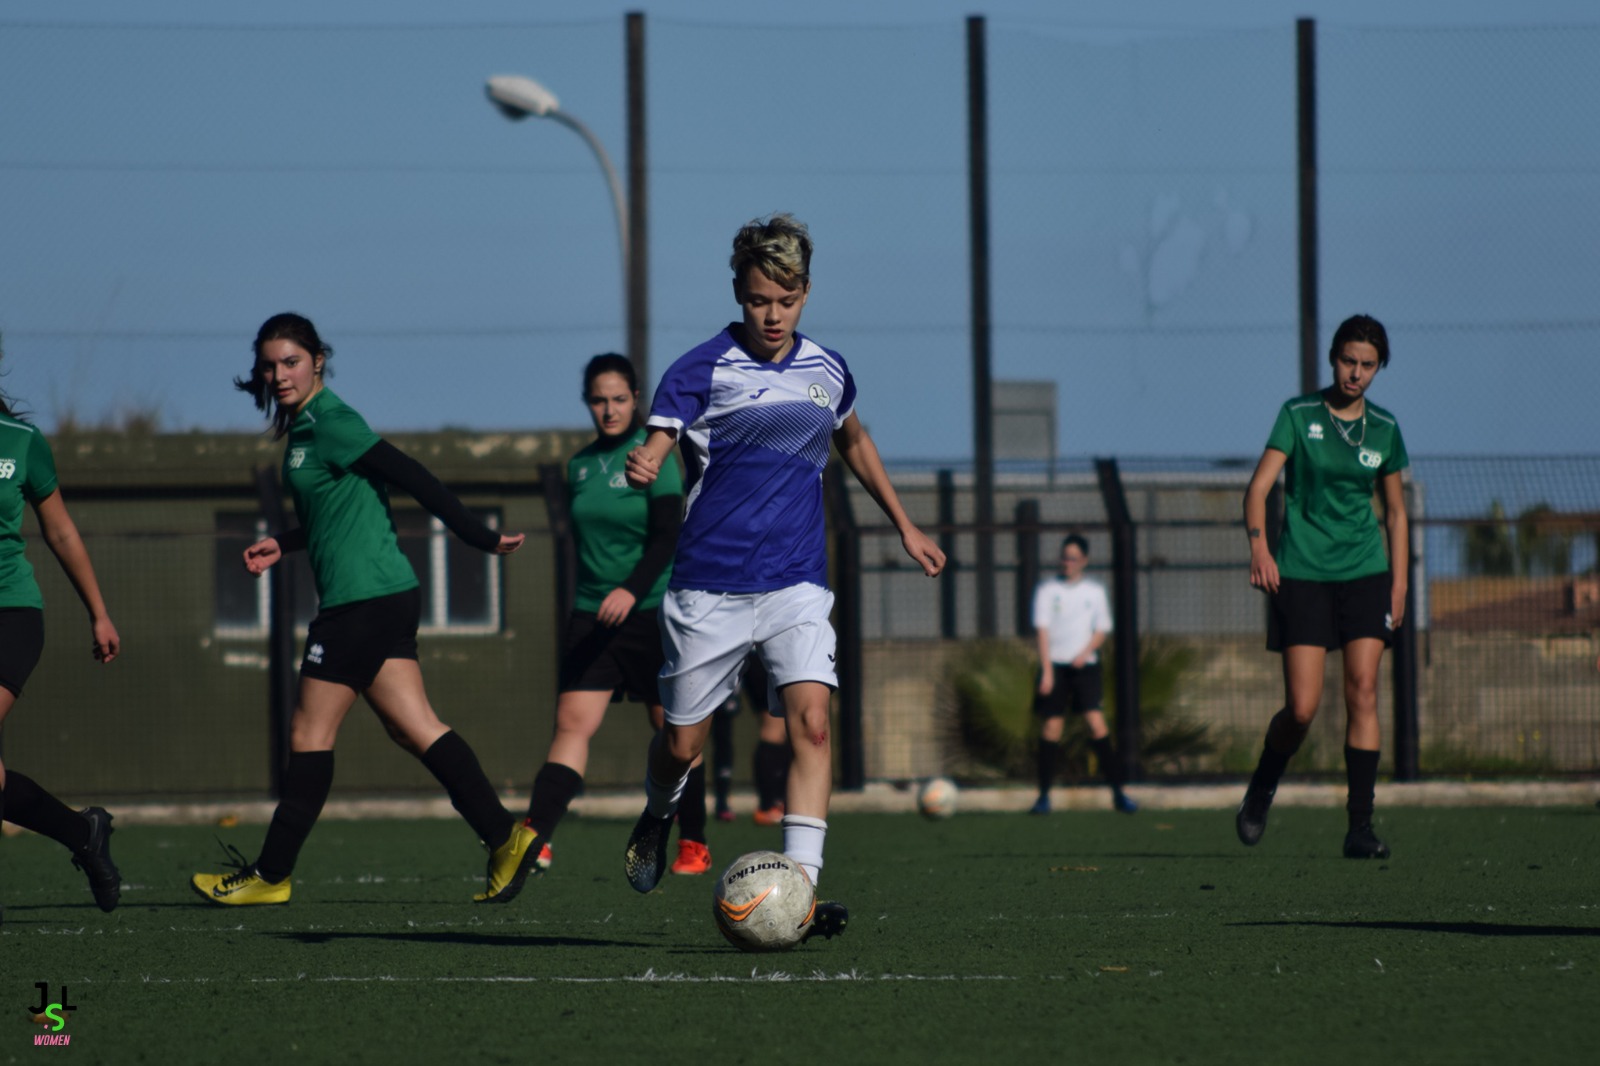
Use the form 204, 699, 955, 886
0, 415, 59, 609
1266, 393, 1410, 583
283, 388, 418, 609
569, 426, 683, 612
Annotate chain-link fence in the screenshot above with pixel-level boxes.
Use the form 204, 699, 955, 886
844, 455, 1600, 784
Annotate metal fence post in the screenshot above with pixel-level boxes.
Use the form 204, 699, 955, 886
539, 463, 575, 632
937, 468, 958, 639
825, 463, 864, 790
1391, 525, 1421, 780
1094, 458, 1141, 783
253, 464, 296, 798
1015, 498, 1041, 637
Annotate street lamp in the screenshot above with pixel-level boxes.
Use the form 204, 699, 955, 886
485, 73, 629, 345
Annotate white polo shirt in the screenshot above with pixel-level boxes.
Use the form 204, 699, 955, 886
1032, 575, 1112, 665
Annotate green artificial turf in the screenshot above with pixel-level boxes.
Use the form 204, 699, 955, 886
4, 806, 1594, 1064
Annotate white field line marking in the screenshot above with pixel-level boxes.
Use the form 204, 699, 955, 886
127, 970, 1032, 985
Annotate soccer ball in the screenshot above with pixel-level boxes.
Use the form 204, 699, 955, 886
918, 776, 958, 819
712, 850, 815, 952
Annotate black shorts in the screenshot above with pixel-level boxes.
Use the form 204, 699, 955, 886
558, 607, 665, 706
301, 588, 421, 690
0, 607, 45, 698
1034, 661, 1105, 718
1268, 572, 1394, 652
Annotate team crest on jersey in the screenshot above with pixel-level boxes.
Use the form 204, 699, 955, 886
576, 467, 588, 481
807, 383, 830, 408
1307, 423, 1324, 441
289, 448, 307, 470
0, 458, 15, 479
1359, 447, 1382, 469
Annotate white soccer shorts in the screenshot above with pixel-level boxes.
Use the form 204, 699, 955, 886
658, 583, 838, 727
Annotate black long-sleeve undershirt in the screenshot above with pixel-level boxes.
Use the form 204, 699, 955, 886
618, 493, 683, 601
272, 438, 501, 554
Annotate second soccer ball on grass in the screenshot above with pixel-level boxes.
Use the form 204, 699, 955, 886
918, 777, 959, 819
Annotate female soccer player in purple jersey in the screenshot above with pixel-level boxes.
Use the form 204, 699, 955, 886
1237, 314, 1410, 859
619, 214, 945, 939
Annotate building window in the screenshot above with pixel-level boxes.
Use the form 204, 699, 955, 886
214, 509, 504, 637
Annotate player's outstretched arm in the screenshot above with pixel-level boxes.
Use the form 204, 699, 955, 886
625, 428, 678, 490
351, 439, 520, 554
1243, 448, 1287, 594
833, 413, 945, 577
32, 489, 120, 664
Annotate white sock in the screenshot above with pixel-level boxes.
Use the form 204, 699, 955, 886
644, 769, 689, 820
782, 814, 827, 887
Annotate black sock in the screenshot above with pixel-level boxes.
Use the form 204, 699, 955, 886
1248, 744, 1291, 799
1248, 710, 1302, 797
1036, 740, 1063, 798
0, 771, 89, 851
1345, 746, 1380, 829
1090, 736, 1125, 788
524, 762, 583, 841
678, 764, 708, 844
711, 710, 734, 810
255, 751, 335, 883
754, 741, 788, 810
421, 731, 514, 849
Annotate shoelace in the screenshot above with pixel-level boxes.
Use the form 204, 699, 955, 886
212, 839, 257, 887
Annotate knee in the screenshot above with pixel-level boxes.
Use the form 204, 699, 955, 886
553, 715, 601, 744
790, 707, 830, 751
290, 719, 335, 752
1284, 699, 1320, 729
1344, 676, 1379, 714
388, 728, 424, 757
662, 727, 702, 766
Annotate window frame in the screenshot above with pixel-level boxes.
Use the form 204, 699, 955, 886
213, 509, 505, 639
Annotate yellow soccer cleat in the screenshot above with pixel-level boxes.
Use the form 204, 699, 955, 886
474, 823, 540, 903
191, 867, 291, 906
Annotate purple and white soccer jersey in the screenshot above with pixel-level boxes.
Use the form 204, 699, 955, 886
647, 326, 856, 594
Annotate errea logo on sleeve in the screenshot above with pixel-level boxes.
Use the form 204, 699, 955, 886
0, 458, 16, 479
288, 448, 307, 469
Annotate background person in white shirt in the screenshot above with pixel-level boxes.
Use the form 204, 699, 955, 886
1029, 534, 1137, 815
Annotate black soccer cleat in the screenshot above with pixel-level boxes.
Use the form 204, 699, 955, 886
1343, 823, 1391, 860
71, 807, 122, 912
803, 900, 849, 943
1235, 787, 1274, 847
622, 809, 674, 894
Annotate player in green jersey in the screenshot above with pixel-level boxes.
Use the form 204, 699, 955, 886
494, 354, 708, 896
1237, 314, 1411, 859
0, 348, 123, 918
191, 313, 536, 906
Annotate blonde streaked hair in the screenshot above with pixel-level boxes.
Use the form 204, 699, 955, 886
730, 213, 812, 292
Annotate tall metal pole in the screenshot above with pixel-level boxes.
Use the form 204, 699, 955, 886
626, 12, 650, 401
967, 15, 997, 638
1297, 18, 1320, 396
1095, 458, 1142, 784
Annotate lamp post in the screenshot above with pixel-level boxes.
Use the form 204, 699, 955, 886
486, 73, 630, 354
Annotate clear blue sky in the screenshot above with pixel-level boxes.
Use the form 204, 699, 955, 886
2, 0, 1597, 460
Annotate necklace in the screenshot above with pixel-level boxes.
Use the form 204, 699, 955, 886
1323, 400, 1367, 447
